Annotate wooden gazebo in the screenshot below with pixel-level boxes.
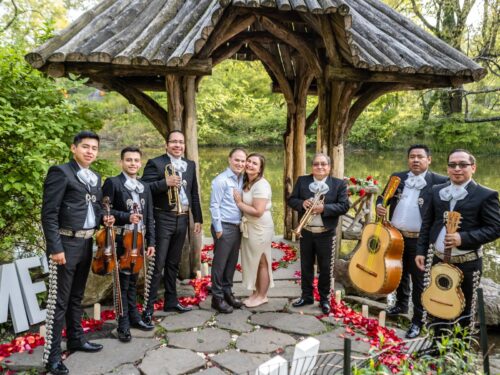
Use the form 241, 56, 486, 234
26, 0, 485, 267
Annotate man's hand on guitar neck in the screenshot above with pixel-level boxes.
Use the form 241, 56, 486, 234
445, 233, 462, 248
376, 204, 387, 218
415, 255, 425, 271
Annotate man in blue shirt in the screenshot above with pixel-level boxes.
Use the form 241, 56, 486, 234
210, 148, 247, 313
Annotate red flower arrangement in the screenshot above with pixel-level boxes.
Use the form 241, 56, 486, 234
346, 176, 379, 197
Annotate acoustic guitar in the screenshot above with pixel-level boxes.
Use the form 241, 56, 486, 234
348, 176, 404, 294
421, 211, 465, 320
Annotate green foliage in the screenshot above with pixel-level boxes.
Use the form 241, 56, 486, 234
0, 44, 103, 261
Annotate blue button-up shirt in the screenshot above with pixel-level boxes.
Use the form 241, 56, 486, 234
210, 168, 243, 232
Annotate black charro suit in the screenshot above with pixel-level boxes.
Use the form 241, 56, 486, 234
288, 175, 349, 303
102, 173, 155, 331
41, 159, 103, 364
417, 180, 500, 320
141, 154, 202, 311
376, 170, 448, 325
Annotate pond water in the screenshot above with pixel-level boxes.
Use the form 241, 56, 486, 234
100, 146, 500, 283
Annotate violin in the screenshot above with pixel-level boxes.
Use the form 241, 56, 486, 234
91, 197, 116, 275
120, 203, 144, 274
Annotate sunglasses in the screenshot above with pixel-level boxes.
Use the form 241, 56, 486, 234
447, 162, 472, 169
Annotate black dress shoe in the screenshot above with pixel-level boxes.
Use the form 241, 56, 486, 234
142, 309, 153, 325
405, 323, 421, 339
386, 305, 408, 316
211, 296, 233, 313
292, 298, 314, 308
45, 361, 69, 375
163, 302, 192, 313
131, 320, 154, 331
117, 328, 132, 342
224, 292, 243, 309
67, 341, 103, 353
320, 301, 331, 314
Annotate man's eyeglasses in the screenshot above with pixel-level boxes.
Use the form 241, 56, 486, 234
447, 162, 472, 169
313, 162, 329, 167
168, 140, 185, 145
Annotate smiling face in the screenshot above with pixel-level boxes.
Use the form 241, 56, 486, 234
245, 155, 262, 180
71, 138, 99, 168
312, 155, 331, 180
447, 151, 476, 185
166, 131, 185, 158
121, 151, 142, 178
407, 148, 431, 175
228, 150, 247, 176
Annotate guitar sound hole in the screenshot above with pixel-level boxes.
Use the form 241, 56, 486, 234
368, 236, 380, 253
436, 274, 452, 290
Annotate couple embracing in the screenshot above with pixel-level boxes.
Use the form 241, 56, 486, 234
209, 148, 274, 313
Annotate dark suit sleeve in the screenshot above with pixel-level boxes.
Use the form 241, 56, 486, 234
190, 162, 203, 224
145, 186, 155, 247
323, 179, 349, 217
41, 166, 68, 255
287, 177, 305, 213
416, 187, 437, 256
141, 159, 168, 194
102, 178, 130, 226
460, 190, 500, 248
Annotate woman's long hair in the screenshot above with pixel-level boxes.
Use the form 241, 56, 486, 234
243, 153, 266, 190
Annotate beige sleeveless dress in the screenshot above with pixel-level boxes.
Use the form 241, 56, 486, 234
240, 178, 275, 291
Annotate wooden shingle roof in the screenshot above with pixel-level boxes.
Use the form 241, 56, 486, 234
25, 0, 485, 82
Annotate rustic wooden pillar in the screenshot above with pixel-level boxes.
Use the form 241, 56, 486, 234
166, 75, 183, 131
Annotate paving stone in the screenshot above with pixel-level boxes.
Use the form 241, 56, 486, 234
3, 345, 44, 372
178, 282, 196, 297
236, 329, 296, 353
287, 301, 323, 316
320, 315, 343, 326
167, 328, 231, 353
63, 338, 158, 375
251, 312, 326, 335
139, 347, 205, 375
104, 363, 140, 374
111, 326, 156, 339
267, 281, 302, 298
199, 296, 213, 311
244, 298, 288, 313
272, 264, 301, 280
160, 309, 214, 331
344, 296, 387, 315
196, 367, 227, 375
314, 330, 371, 354
211, 349, 270, 374
215, 309, 253, 333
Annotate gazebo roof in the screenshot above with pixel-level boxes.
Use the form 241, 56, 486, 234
26, 0, 485, 84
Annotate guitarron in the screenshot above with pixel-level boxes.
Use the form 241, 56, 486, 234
421, 211, 465, 320
348, 176, 404, 294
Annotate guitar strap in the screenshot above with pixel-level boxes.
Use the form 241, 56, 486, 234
421, 244, 436, 326
328, 236, 337, 304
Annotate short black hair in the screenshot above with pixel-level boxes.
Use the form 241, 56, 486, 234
407, 144, 430, 157
167, 129, 184, 142
228, 148, 247, 158
120, 146, 142, 160
73, 131, 100, 146
447, 148, 476, 165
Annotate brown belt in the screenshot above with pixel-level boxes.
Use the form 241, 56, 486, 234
434, 248, 483, 264
59, 229, 95, 239
304, 225, 329, 234
399, 230, 419, 238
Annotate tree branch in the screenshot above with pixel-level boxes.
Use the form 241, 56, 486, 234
410, 0, 437, 32
1, 0, 19, 33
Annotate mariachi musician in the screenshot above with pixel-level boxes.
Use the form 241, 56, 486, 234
287, 152, 349, 315
41, 131, 114, 375
102, 146, 155, 342
376, 144, 447, 339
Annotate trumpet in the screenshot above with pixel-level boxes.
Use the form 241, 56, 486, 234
165, 163, 186, 216
292, 181, 329, 241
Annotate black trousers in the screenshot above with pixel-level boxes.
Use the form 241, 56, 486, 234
394, 237, 425, 325
116, 238, 142, 330
299, 229, 335, 303
47, 236, 93, 363
210, 223, 241, 298
146, 209, 188, 310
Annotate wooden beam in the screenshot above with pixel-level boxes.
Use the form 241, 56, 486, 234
42, 59, 212, 78
305, 104, 318, 131
326, 65, 475, 87
96, 76, 169, 140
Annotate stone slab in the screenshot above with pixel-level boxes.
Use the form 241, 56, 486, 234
104, 363, 141, 375
199, 295, 213, 311
215, 309, 253, 333
160, 309, 214, 331
3, 345, 44, 372
197, 367, 227, 375
139, 347, 205, 375
236, 329, 296, 353
287, 302, 323, 316
344, 296, 388, 314
111, 326, 156, 339
314, 330, 371, 354
251, 312, 326, 336
211, 349, 270, 374
234, 280, 301, 299
167, 328, 230, 353
63, 338, 158, 375
244, 298, 288, 313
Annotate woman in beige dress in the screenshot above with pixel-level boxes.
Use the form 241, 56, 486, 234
233, 153, 274, 307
